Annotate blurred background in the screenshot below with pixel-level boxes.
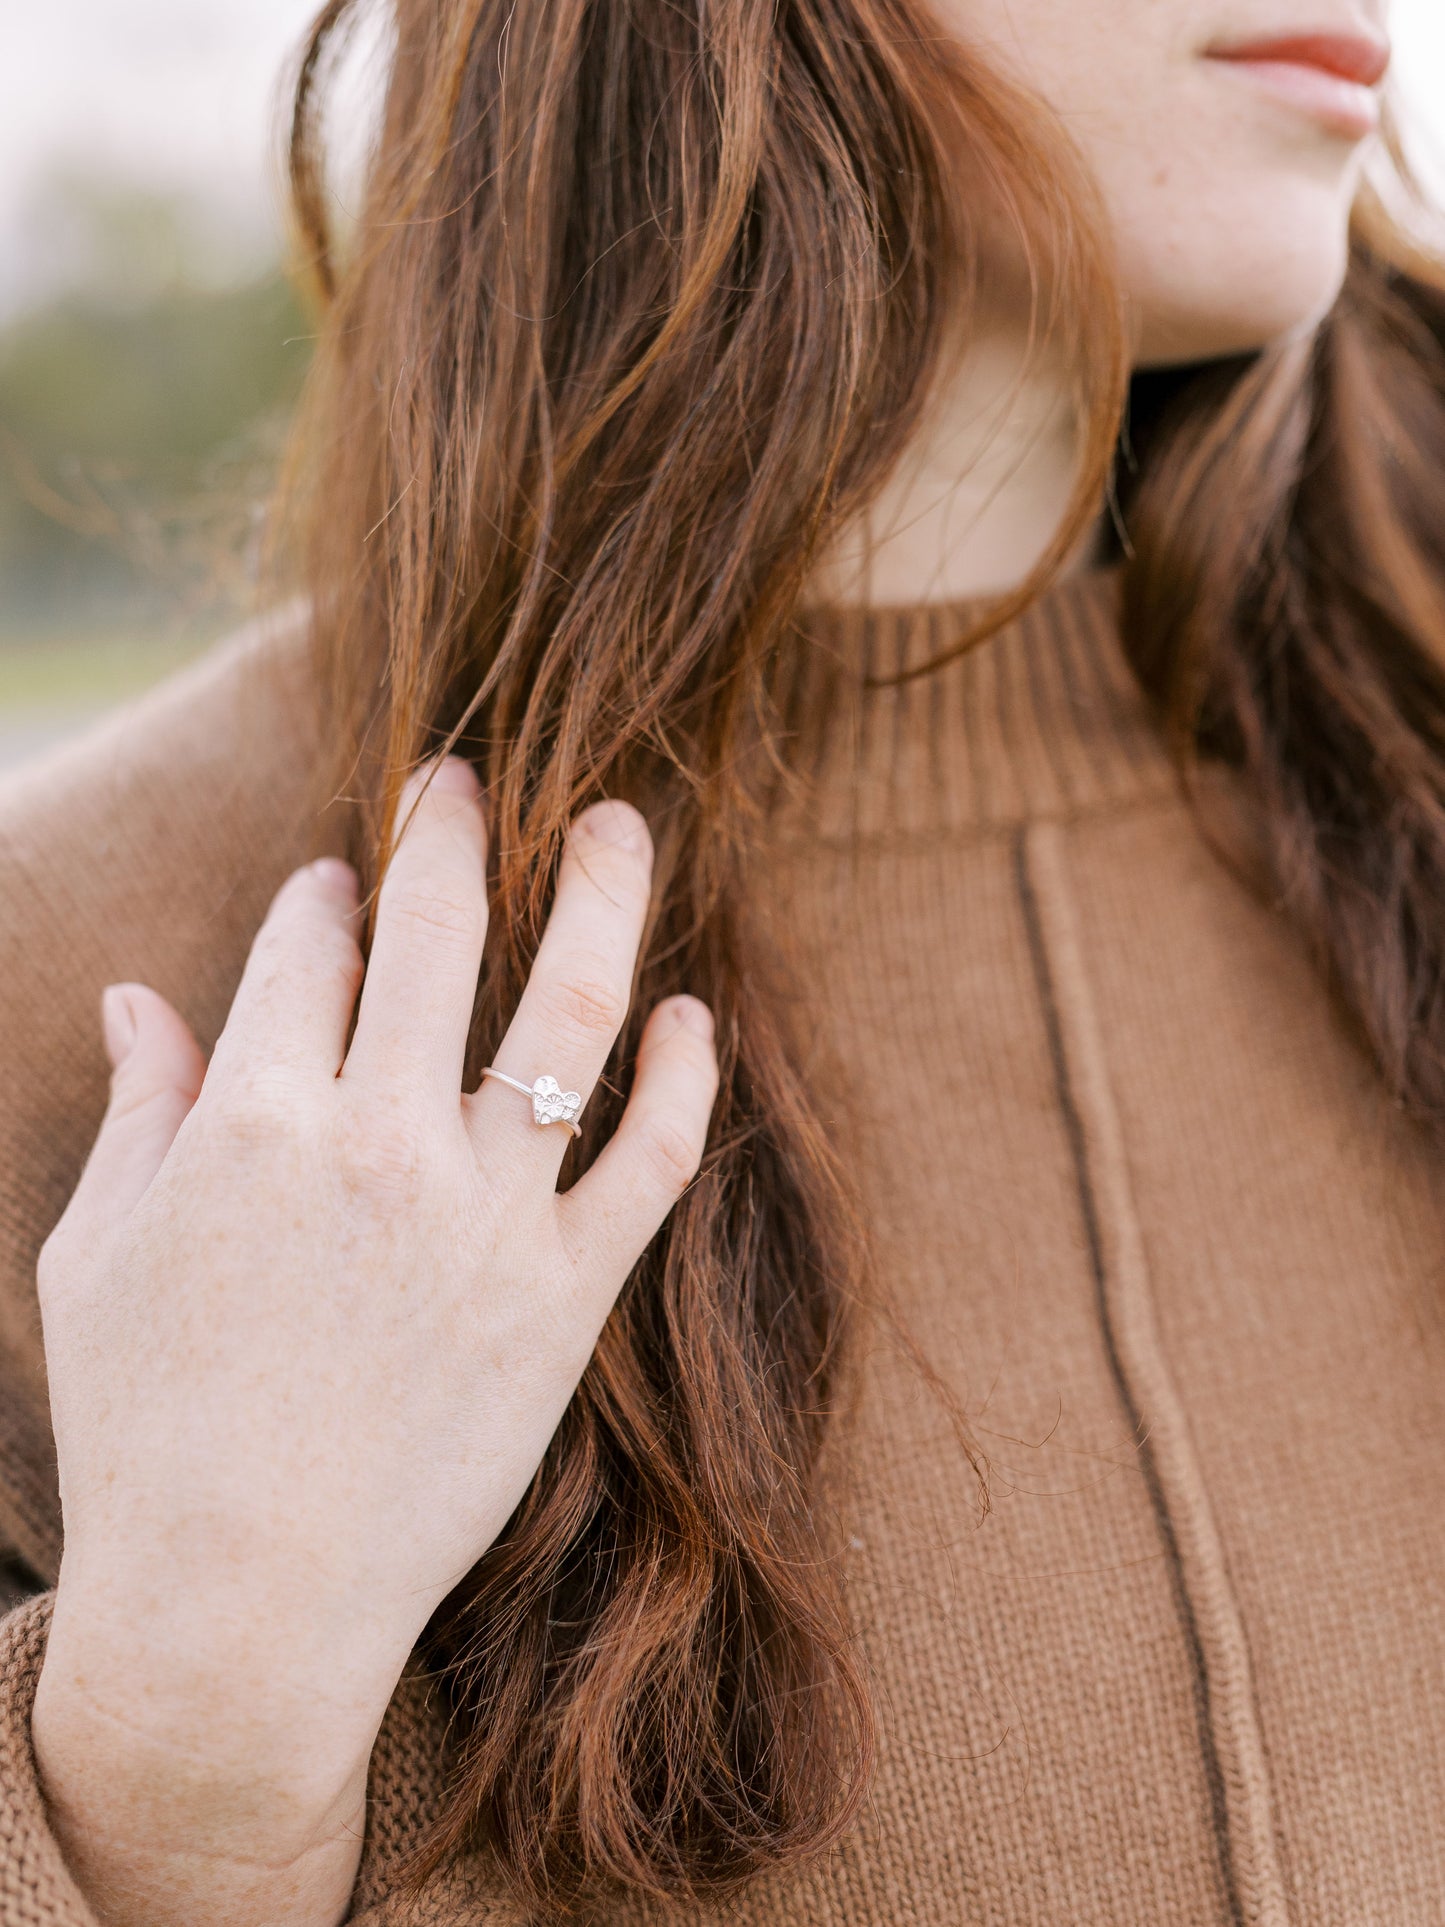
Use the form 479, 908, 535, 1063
1, 2, 1442, 771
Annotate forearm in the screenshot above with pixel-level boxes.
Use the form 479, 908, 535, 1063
30, 1580, 382, 1927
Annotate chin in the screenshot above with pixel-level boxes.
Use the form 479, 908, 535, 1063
1125, 170, 1362, 370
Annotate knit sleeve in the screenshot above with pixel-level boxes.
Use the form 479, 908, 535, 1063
0, 1593, 103, 1927
0, 1589, 513, 1927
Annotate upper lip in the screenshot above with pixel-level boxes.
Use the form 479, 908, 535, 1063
1203, 26, 1391, 85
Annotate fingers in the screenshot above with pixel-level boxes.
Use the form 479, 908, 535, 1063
556, 993, 718, 1282
462, 799, 652, 1177
209, 857, 364, 1084
343, 758, 489, 1103
62, 983, 208, 1235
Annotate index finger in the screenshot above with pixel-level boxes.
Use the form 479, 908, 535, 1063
208, 856, 364, 1084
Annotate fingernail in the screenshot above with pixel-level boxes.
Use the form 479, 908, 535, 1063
573, 798, 650, 856
309, 856, 356, 895
673, 997, 715, 1040
423, 756, 480, 797
101, 985, 138, 1067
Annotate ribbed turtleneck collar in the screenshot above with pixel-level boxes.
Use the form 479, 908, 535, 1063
782, 563, 1178, 842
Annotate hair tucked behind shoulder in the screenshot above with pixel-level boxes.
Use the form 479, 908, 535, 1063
280, 0, 1445, 1914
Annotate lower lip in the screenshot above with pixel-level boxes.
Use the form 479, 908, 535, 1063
1205, 56, 1381, 140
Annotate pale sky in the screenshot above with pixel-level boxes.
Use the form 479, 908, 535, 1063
2, 0, 1443, 316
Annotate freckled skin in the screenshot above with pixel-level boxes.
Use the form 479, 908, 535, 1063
932, 0, 1388, 363
810, 0, 1391, 609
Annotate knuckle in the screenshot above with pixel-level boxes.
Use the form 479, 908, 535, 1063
208, 1066, 310, 1148
388, 880, 485, 949
254, 907, 361, 988
635, 1110, 703, 1198
538, 969, 628, 1043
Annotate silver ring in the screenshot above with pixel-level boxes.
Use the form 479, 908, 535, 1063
480, 1067, 583, 1138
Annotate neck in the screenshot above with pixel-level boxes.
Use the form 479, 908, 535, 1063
803, 321, 1109, 609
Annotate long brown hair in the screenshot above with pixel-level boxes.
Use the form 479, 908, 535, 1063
283, 0, 1445, 1915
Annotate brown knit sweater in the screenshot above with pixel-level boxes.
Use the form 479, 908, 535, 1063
2, 567, 1443, 1926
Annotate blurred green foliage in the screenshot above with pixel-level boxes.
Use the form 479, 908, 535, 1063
0, 178, 312, 659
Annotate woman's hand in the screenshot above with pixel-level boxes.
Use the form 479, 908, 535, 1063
28, 758, 718, 1927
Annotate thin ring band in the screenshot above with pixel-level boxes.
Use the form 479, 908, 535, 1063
479, 1066, 584, 1138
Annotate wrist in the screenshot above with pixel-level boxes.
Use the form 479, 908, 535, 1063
32, 1595, 376, 1927
38, 1561, 394, 1805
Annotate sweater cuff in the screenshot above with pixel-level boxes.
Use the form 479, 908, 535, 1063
0, 1591, 104, 1926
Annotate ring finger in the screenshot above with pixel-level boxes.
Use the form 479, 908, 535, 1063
463, 797, 653, 1178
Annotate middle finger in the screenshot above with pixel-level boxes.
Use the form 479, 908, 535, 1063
343, 755, 490, 1102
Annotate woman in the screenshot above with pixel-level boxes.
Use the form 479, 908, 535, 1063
1, 0, 1441, 1920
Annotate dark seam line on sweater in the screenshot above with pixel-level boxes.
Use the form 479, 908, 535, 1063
1011, 821, 1244, 1927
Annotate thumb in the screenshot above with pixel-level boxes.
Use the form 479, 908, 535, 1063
70, 982, 208, 1226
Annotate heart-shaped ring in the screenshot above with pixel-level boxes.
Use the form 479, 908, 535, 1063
479, 1066, 584, 1138
530, 1074, 583, 1132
